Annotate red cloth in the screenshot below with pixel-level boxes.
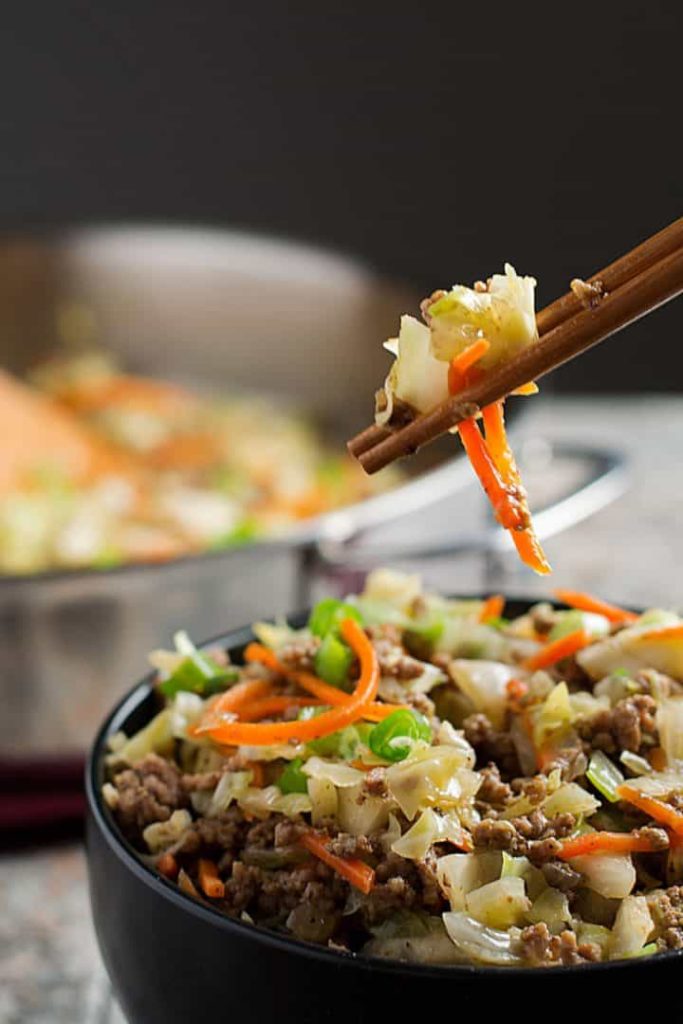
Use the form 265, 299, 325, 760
0, 755, 85, 834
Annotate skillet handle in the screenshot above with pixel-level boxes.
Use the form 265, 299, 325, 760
310, 443, 628, 581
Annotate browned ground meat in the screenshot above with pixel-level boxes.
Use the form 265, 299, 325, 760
278, 636, 321, 672
113, 753, 186, 836
648, 885, 683, 949
517, 923, 602, 965
362, 767, 389, 798
579, 695, 658, 753
180, 770, 224, 792
542, 861, 582, 891
530, 603, 556, 637
372, 638, 425, 680
511, 774, 548, 804
362, 850, 444, 925
476, 764, 513, 809
471, 809, 576, 864
463, 713, 521, 778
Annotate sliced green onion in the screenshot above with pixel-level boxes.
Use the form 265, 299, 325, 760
159, 631, 237, 697
625, 942, 658, 959
549, 610, 609, 642
308, 598, 363, 638
314, 633, 354, 690
299, 707, 372, 759
369, 709, 432, 763
278, 757, 309, 794
587, 750, 624, 803
404, 613, 444, 659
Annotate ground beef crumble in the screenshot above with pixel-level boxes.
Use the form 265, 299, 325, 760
648, 885, 683, 949
463, 713, 521, 778
579, 694, 658, 753
517, 923, 602, 965
113, 753, 187, 836
471, 809, 576, 863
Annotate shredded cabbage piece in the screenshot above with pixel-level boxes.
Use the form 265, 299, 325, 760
442, 911, 522, 965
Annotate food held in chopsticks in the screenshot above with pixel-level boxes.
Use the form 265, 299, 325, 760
375, 265, 549, 573
104, 570, 683, 966
349, 219, 683, 572
0, 355, 398, 574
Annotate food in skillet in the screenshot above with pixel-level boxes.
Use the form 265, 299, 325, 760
362, 265, 549, 573
0, 356, 397, 574
104, 570, 683, 966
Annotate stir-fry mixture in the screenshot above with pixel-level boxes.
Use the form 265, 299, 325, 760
375, 265, 549, 573
0, 356, 397, 574
104, 570, 683, 967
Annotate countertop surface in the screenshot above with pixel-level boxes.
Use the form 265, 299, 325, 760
3, 395, 682, 1024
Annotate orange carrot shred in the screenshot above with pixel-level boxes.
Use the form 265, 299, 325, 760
447, 338, 491, 393
558, 830, 666, 860
198, 858, 225, 898
300, 832, 375, 894
482, 401, 550, 575
480, 594, 505, 622
447, 341, 548, 573
524, 628, 590, 671
457, 418, 525, 531
511, 381, 539, 396
247, 761, 265, 788
506, 678, 529, 702
236, 695, 322, 721
157, 852, 179, 880
553, 589, 638, 623
616, 785, 683, 836
209, 677, 275, 718
239, 643, 406, 723
199, 619, 379, 746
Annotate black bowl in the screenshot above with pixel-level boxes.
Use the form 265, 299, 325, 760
86, 599, 682, 1024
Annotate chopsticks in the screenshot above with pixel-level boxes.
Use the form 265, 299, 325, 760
348, 217, 683, 474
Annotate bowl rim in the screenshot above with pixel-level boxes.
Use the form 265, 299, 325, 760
86, 594, 683, 979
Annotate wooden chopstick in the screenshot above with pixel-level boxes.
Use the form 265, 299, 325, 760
537, 216, 683, 335
349, 218, 683, 474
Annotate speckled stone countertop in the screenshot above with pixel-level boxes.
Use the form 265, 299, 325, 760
3, 396, 682, 1024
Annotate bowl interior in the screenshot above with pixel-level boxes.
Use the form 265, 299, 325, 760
88, 595, 681, 980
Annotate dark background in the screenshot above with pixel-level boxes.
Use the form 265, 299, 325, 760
0, 1, 680, 389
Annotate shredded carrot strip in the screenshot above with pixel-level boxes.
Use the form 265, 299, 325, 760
200, 620, 379, 746
300, 832, 375, 894
240, 642, 406, 722
649, 747, 668, 772
511, 381, 539, 396
157, 852, 179, 880
616, 785, 683, 836
457, 418, 525, 531
633, 625, 683, 643
506, 678, 529, 702
480, 594, 505, 622
209, 677, 275, 718
350, 759, 374, 772
558, 830, 665, 860
247, 761, 265, 788
448, 340, 547, 571
524, 628, 590, 671
482, 401, 550, 575
447, 338, 491, 393
237, 695, 323, 720
198, 858, 225, 898
553, 589, 638, 623
511, 529, 551, 576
